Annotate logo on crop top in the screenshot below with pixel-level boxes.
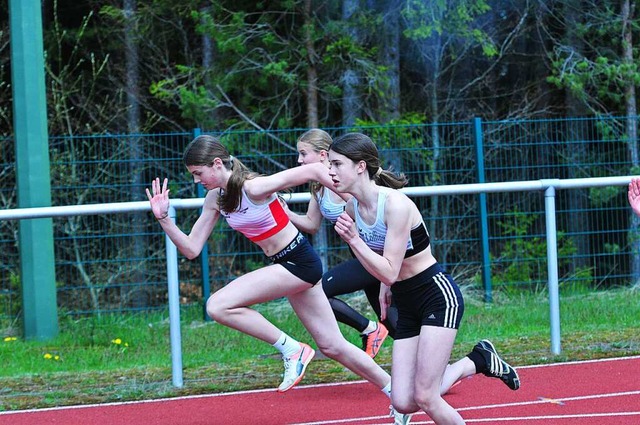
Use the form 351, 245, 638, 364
221, 206, 249, 218
358, 228, 385, 244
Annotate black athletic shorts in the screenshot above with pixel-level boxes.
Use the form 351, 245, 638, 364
391, 263, 464, 339
268, 232, 323, 285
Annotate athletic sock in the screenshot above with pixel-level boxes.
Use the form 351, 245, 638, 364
273, 332, 302, 358
467, 349, 486, 374
381, 382, 392, 398
361, 320, 377, 335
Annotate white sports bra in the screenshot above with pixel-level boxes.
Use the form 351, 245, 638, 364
353, 186, 430, 257
316, 188, 345, 223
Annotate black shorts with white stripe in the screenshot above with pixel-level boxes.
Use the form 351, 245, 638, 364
390, 262, 464, 339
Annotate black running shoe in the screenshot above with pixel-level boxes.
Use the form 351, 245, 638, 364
473, 339, 520, 390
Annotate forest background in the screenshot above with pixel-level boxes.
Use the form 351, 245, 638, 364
1, 0, 639, 136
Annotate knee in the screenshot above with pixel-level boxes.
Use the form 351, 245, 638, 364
413, 388, 442, 413
206, 293, 229, 323
316, 340, 345, 360
390, 386, 419, 414
390, 400, 415, 415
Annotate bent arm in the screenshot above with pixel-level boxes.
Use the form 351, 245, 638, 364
159, 204, 219, 260
286, 196, 323, 234
244, 163, 336, 201
147, 178, 219, 260
336, 195, 410, 285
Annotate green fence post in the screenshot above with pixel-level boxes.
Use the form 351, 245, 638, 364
473, 117, 492, 303
9, 0, 58, 339
192, 129, 212, 321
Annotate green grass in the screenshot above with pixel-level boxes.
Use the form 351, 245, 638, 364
1, 286, 639, 411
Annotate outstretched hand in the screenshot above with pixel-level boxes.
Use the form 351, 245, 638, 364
146, 177, 171, 220
628, 178, 640, 218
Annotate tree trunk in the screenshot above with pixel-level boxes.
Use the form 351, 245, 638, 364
124, 0, 147, 307
125, 0, 139, 133
427, 35, 442, 263
378, 0, 400, 122
621, 0, 640, 286
341, 0, 360, 127
563, 0, 591, 275
201, 2, 217, 128
303, 0, 318, 128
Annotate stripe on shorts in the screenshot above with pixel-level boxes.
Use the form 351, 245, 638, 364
433, 271, 459, 328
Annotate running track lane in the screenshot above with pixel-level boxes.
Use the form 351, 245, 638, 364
1, 356, 639, 424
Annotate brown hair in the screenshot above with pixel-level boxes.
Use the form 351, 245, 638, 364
329, 132, 408, 189
183, 135, 257, 212
298, 129, 333, 196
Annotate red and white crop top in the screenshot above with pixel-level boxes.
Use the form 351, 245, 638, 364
220, 189, 289, 242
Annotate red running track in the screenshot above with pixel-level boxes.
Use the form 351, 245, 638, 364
1, 356, 639, 424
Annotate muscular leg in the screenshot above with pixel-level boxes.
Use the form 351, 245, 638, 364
392, 326, 465, 424
206, 264, 309, 344
441, 357, 476, 395
288, 283, 391, 389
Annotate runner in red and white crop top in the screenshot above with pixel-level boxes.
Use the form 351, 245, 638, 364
147, 134, 398, 402
220, 189, 289, 242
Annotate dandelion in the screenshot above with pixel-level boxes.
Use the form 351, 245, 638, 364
3, 337, 17, 342
111, 338, 122, 345
54, 355, 60, 361
43, 353, 53, 359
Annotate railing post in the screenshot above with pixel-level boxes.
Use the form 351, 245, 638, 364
543, 181, 561, 354
165, 205, 184, 387
11, 0, 59, 340
474, 117, 492, 302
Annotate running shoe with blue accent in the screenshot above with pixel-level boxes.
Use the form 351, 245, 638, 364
277, 342, 315, 392
473, 339, 520, 390
389, 405, 412, 425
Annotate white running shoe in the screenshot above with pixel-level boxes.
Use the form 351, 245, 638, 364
389, 405, 412, 425
277, 342, 315, 392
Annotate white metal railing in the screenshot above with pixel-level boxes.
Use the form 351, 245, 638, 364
0, 176, 635, 387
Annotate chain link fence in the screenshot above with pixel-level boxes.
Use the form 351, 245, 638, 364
1, 117, 638, 323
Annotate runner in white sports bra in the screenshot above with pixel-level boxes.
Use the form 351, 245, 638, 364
282, 129, 398, 360
283, 131, 519, 416
328, 132, 520, 425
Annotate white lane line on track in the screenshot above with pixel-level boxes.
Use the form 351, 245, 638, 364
407, 411, 640, 424
516, 354, 640, 369
293, 411, 640, 425
457, 390, 640, 412
1, 355, 639, 417
289, 390, 640, 425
